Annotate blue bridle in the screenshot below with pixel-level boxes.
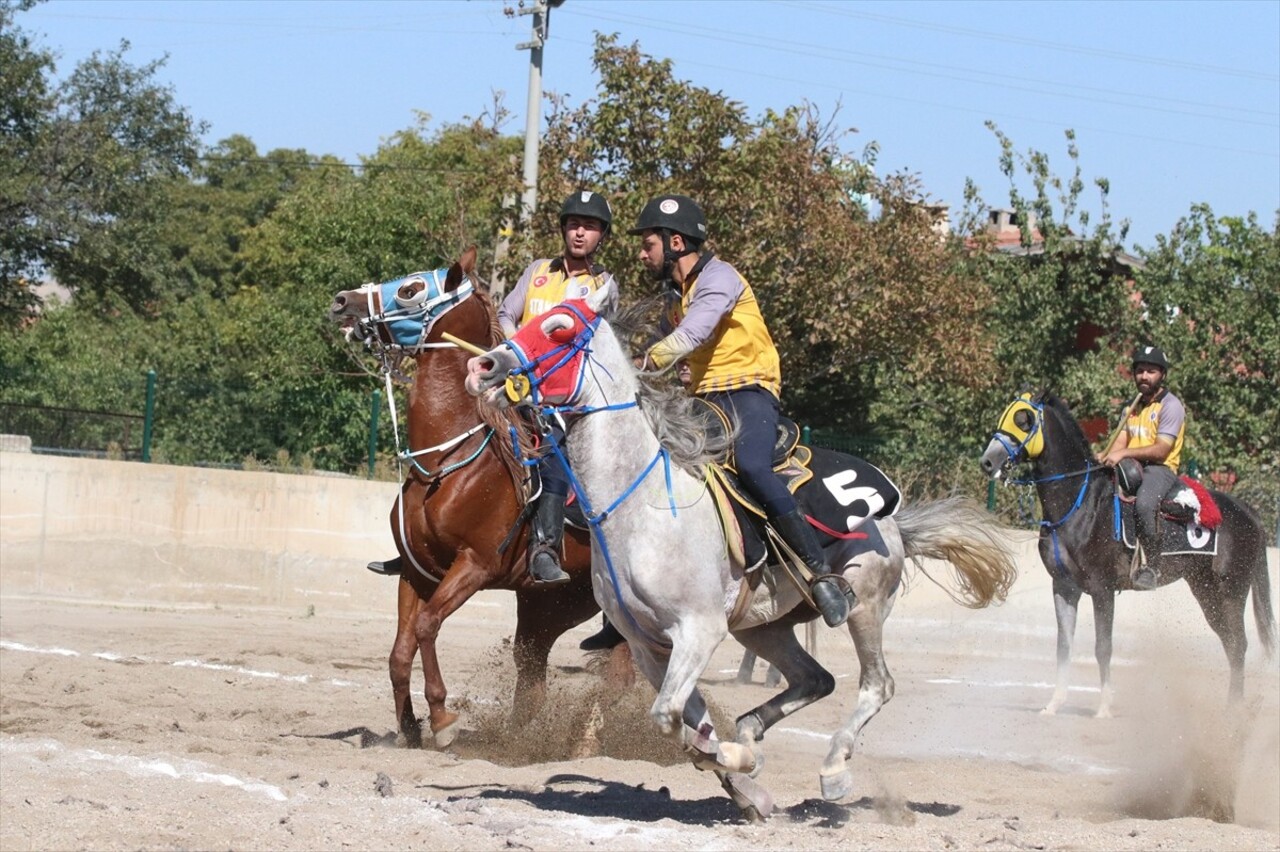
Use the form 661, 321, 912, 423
501, 305, 678, 650
356, 269, 474, 350
990, 396, 1106, 573
501, 301, 601, 407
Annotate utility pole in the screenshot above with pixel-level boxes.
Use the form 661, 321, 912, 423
513, 0, 562, 224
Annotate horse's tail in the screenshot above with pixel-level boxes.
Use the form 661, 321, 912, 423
896, 496, 1019, 609
1249, 536, 1277, 660
1221, 492, 1277, 661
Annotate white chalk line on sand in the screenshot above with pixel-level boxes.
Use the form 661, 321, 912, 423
926, 676, 1100, 693
0, 639, 502, 707
0, 736, 288, 801
0, 640, 361, 688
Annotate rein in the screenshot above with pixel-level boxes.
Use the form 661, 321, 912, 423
501, 309, 679, 650
991, 400, 1109, 573
1011, 464, 1106, 572
355, 280, 498, 585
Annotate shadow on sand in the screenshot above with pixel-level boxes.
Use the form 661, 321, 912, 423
415, 772, 963, 826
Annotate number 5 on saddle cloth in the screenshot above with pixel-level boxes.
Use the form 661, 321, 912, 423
694, 397, 902, 571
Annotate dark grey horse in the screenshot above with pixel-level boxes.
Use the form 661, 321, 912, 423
980, 390, 1276, 717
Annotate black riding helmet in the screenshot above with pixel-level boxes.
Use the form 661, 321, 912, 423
628, 194, 708, 279
1132, 345, 1170, 373
559, 190, 612, 235
628, 194, 708, 244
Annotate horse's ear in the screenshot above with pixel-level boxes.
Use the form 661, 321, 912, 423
444, 246, 479, 293
585, 278, 614, 315
1033, 386, 1050, 404
540, 313, 575, 341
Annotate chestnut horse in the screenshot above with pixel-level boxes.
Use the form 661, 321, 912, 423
328, 247, 603, 747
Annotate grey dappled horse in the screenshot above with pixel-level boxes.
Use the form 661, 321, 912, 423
980, 390, 1276, 717
466, 281, 1018, 821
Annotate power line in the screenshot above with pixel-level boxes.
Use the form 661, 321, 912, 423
787, 0, 1279, 82
568, 6, 1277, 127
192, 155, 493, 175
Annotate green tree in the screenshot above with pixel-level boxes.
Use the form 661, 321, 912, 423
0, 1, 55, 319
530, 35, 994, 458
1133, 206, 1280, 514
1, 5, 203, 323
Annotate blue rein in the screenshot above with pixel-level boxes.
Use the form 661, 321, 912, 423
502, 310, 679, 650
1011, 464, 1100, 572
992, 402, 1109, 574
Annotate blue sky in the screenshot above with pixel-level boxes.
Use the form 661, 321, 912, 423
19, 0, 1280, 251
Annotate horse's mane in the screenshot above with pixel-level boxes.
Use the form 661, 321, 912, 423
1040, 392, 1095, 460
466, 283, 540, 477
609, 299, 737, 475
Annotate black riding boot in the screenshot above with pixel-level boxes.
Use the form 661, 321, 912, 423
579, 615, 625, 651
1132, 541, 1160, 591
529, 493, 570, 585
366, 555, 402, 576
772, 509, 850, 627
1132, 511, 1161, 590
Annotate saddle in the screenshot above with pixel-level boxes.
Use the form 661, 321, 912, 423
1112, 469, 1222, 558
694, 398, 903, 628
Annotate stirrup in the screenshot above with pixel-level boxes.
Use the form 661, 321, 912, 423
810, 575, 853, 627
529, 545, 569, 585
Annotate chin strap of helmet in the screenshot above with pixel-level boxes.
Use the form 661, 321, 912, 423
659, 230, 701, 279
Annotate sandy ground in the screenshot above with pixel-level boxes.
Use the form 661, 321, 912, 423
2, 543, 1278, 851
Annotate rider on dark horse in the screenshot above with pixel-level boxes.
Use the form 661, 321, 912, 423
630, 194, 850, 628
1096, 345, 1187, 591
367, 190, 618, 597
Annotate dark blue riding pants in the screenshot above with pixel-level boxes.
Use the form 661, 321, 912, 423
537, 422, 570, 498
703, 386, 796, 518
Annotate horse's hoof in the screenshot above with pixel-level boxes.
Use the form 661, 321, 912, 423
819, 767, 854, 801
736, 738, 765, 778
716, 741, 756, 774
433, 719, 460, 749
431, 711, 461, 749
1094, 707, 1113, 720
721, 772, 774, 821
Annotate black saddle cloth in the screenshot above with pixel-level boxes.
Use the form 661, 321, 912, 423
1117, 496, 1218, 557
716, 442, 903, 568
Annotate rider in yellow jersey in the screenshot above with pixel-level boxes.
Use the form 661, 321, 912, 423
496, 191, 619, 587
631, 194, 850, 628
1097, 345, 1187, 590
367, 192, 618, 593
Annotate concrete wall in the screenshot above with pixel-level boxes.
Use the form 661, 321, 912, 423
1, 452, 400, 615
3, 452, 1276, 635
